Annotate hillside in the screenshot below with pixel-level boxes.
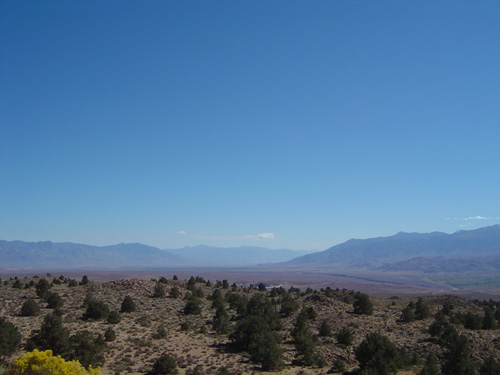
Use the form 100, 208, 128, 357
281, 225, 500, 271
1, 274, 499, 374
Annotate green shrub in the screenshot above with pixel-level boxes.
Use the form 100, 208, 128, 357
169, 286, 180, 299
46, 292, 64, 309
21, 299, 40, 316
353, 293, 373, 315
152, 353, 178, 374
25, 312, 69, 356
107, 310, 121, 324
355, 332, 408, 375
184, 299, 202, 315
84, 299, 110, 320
155, 326, 167, 339
212, 305, 230, 334
0, 316, 21, 358
120, 296, 136, 313
419, 354, 441, 375
336, 327, 354, 347
479, 356, 500, 375
318, 320, 332, 337
153, 282, 166, 298
401, 305, 416, 323
35, 278, 51, 298
415, 297, 431, 320
104, 327, 116, 342
69, 330, 106, 368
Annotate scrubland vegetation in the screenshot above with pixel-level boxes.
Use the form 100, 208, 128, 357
0, 274, 499, 375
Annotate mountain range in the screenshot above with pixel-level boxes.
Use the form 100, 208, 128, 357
1, 225, 499, 272
280, 224, 500, 272
0, 241, 312, 269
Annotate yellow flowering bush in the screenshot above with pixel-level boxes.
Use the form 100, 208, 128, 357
8, 349, 101, 375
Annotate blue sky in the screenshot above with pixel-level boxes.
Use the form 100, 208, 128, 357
1, 1, 499, 251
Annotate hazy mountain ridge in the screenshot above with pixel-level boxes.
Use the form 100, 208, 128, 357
0, 240, 312, 269
0, 241, 181, 269
282, 225, 500, 271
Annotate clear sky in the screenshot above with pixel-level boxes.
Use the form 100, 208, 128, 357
1, 1, 499, 251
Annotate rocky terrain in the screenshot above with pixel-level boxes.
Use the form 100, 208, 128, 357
0, 274, 499, 374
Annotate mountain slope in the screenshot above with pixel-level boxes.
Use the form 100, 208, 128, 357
282, 225, 500, 269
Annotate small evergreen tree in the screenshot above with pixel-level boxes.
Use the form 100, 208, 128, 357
84, 299, 110, 320
212, 305, 230, 334
415, 297, 431, 320
169, 286, 180, 299
120, 296, 136, 313
104, 327, 116, 342
355, 332, 408, 375
401, 305, 416, 323
318, 320, 332, 337
35, 278, 51, 298
26, 312, 70, 356
152, 353, 178, 374
0, 317, 21, 359
69, 330, 105, 368
184, 298, 202, 315
479, 356, 500, 375
46, 292, 64, 309
81, 275, 89, 285
336, 327, 354, 348
482, 307, 497, 330
353, 293, 373, 315
419, 354, 441, 375
153, 282, 166, 298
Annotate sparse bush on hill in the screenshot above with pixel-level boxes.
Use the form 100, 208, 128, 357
35, 278, 51, 298
120, 295, 136, 313
152, 353, 178, 374
292, 309, 321, 366
184, 298, 202, 315
355, 332, 409, 375
279, 292, 300, 317
212, 305, 230, 334
479, 356, 500, 375
12, 279, 23, 289
400, 305, 416, 323
104, 327, 116, 342
84, 298, 110, 320
46, 291, 64, 309
419, 354, 441, 375
336, 326, 354, 348
21, 299, 40, 316
415, 297, 431, 320
69, 330, 106, 369
107, 310, 121, 324
318, 320, 332, 337
169, 286, 180, 299
353, 293, 373, 315
26, 312, 70, 356
81, 275, 89, 285
153, 282, 166, 298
